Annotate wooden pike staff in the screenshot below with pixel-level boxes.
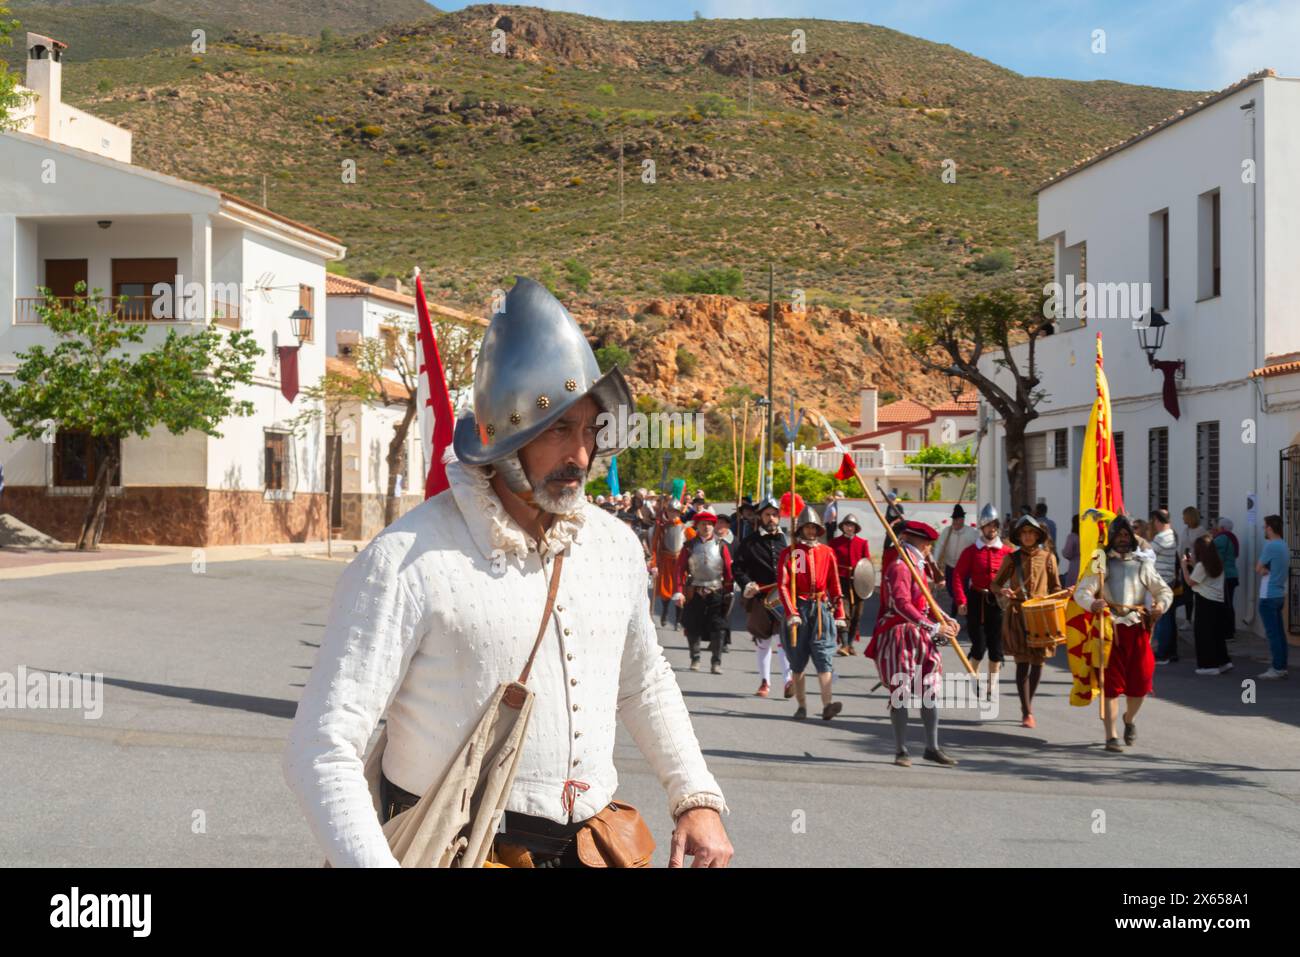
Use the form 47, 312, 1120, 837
806, 409, 976, 677
729, 411, 739, 507
738, 402, 749, 510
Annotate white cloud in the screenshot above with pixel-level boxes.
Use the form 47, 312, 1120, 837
1211, 0, 1300, 86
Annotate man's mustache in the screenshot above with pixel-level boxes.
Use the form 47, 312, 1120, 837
543, 465, 588, 484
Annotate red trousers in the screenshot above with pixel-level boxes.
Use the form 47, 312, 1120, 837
1104, 621, 1155, 699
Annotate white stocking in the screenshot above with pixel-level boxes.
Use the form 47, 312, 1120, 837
756, 638, 775, 684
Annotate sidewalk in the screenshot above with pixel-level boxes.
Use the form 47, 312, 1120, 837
0, 539, 365, 579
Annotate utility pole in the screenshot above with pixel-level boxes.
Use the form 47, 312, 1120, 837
262, 173, 268, 208
766, 263, 775, 502
618, 133, 625, 222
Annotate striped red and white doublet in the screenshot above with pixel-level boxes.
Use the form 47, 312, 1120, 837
867, 544, 943, 694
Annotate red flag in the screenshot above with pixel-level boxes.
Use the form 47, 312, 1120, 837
414, 272, 455, 498
277, 346, 299, 403
834, 452, 855, 480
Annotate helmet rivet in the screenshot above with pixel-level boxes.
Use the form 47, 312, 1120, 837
537, 394, 550, 409
485, 423, 496, 437
565, 378, 577, 392
509, 411, 521, 424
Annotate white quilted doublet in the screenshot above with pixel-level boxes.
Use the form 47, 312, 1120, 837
283, 456, 725, 867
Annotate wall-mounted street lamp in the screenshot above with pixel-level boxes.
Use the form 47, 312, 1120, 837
289, 306, 313, 345
1137, 309, 1185, 419
1137, 309, 1185, 379
946, 370, 965, 402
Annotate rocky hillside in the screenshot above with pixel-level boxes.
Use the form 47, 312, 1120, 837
30, 4, 1204, 322
574, 294, 948, 419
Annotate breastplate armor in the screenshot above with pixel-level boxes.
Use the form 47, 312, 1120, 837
1105, 555, 1149, 607
688, 538, 724, 583
662, 523, 686, 554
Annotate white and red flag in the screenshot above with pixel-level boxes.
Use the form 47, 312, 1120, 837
414, 269, 455, 498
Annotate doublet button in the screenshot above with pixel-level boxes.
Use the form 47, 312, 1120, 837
572, 703, 580, 712
563, 628, 571, 636
570, 678, 578, 686
566, 653, 574, 661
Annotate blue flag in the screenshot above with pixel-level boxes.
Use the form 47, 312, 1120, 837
607, 455, 620, 497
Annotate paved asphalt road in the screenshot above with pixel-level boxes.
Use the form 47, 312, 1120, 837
2, 556, 1298, 867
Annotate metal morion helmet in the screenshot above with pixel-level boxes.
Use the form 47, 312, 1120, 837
977, 503, 1000, 528
794, 505, 825, 536
452, 277, 634, 471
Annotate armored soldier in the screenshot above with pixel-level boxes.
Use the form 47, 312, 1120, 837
284, 278, 731, 868
951, 504, 1013, 700
828, 512, 871, 655
1074, 515, 1172, 753
776, 507, 848, 721
673, 511, 734, 673
651, 500, 687, 629
733, 497, 794, 698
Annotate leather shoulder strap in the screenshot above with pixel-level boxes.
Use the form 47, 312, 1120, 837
517, 551, 565, 687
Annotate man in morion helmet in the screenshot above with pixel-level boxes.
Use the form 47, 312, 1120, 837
284, 278, 731, 868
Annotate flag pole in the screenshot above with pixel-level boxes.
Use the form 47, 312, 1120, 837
808, 409, 975, 676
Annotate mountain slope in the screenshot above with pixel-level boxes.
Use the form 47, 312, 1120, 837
13, 4, 1204, 321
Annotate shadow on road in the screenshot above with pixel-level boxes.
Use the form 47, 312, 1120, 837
84, 673, 299, 720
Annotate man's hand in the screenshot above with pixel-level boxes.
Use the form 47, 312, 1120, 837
672, 592, 685, 607
1000, 587, 1016, 600
743, 582, 759, 599
957, 604, 968, 617
669, 808, 733, 868
1090, 599, 1107, 613
940, 618, 959, 640
1151, 603, 1165, 617
786, 615, 802, 628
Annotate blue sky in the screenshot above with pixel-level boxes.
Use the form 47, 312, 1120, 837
432, 0, 1300, 92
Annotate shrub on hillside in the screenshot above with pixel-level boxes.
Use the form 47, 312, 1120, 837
695, 93, 738, 118
563, 258, 592, 293
661, 267, 743, 296
971, 249, 1014, 273
676, 346, 698, 376
594, 344, 631, 373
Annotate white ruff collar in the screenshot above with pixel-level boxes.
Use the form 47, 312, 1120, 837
976, 536, 1003, 550
443, 448, 586, 568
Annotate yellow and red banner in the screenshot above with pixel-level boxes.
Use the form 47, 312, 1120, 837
1065, 333, 1125, 706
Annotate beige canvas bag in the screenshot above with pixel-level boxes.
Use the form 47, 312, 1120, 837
328, 552, 565, 868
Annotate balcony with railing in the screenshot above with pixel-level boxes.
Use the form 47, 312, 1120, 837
15, 293, 242, 328
792, 447, 922, 475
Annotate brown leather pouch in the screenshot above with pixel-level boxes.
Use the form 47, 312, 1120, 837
574, 802, 655, 868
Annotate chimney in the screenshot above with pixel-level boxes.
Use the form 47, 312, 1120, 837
859, 387, 878, 433
374, 277, 406, 295
26, 33, 65, 141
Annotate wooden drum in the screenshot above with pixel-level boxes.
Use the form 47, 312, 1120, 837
1021, 590, 1072, 649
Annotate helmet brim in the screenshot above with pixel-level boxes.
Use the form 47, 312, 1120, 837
453, 365, 634, 466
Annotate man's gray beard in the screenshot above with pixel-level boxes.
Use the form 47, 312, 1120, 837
531, 480, 587, 516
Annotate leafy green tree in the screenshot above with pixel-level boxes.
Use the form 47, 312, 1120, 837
0, 285, 261, 549
352, 309, 483, 525
0, 4, 33, 129
905, 286, 1048, 507
905, 443, 976, 500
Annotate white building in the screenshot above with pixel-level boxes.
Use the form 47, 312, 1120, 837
0, 34, 348, 545
323, 275, 484, 540
795, 387, 980, 500
975, 69, 1300, 642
